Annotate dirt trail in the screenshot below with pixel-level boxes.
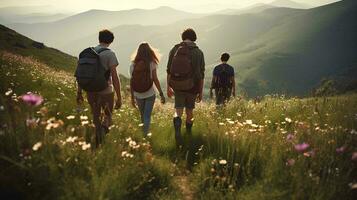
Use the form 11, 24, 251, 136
174, 170, 194, 200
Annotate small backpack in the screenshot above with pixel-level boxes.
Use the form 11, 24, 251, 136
215, 65, 232, 89
169, 43, 195, 91
131, 61, 153, 93
75, 47, 110, 92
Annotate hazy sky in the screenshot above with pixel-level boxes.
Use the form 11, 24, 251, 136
0, 0, 339, 13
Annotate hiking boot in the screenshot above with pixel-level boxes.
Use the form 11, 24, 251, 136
102, 125, 110, 135
95, 126, 104, 148
186, 122, 193, 134
173, 117, 183, 146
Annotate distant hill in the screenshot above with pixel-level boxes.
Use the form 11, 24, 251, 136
8, 7, 202, 49
233, 0, 357, 96
0, 24, 76, 72
0, 6, 71, 24
5, 0, 356, 97
215, 4, 275, 15
269, 0, 310, 9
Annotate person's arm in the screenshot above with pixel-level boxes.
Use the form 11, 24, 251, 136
152, 68, 165, 104
110, 65, 122, 109
210, 76, 216, 99
130, 82, 136, 108
166, 47, 175, 98
196, 51, 205, 103
231, 76, 236, 97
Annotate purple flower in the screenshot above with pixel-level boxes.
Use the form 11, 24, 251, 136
295, 143, 310, 152
352, 152, 357, 161
21, 93, 43, 106
286, 134, 294, 142
336, 146, 346, 154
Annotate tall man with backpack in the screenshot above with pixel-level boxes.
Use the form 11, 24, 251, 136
210, 53, 236, 106
75, 29, 122, 148
167, 28, 205, 144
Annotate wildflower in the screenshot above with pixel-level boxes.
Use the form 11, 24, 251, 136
0, 106, 4, 111
349, 182, 357, 190
45, 118, 64, 130
304, 150, 315, 157
211, 159, 217, 165
121, 151, 128, 157
286, 134, 294, 142
66, 115, 75, 120
26, 118, 38, 128
5, 89, 13, 96
138, 123, 144, 127
286, 159, 295, 166
351, 129, 357, 135
21, 93, 43, 106
38, 107, 48, 116
218, 122, 225, 126
80, 115, 88, 120
245, 120, 253, 125
294, 143, 310, 152
66, 136, 78, 143
147, 133, 152, 137
81, 120, 89, 126
336, 146, 346, 153
352, 152, 357, 161
32, 142, 42, 151
285, 117, 292, 123
81, 142, 91, 150
219, 159, 227, 165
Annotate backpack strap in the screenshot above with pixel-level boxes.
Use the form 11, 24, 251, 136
97, 48, 110, 54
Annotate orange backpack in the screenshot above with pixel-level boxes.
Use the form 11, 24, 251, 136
131, 61, 153, 93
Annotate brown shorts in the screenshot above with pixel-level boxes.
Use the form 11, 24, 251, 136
86, 92, 114, 128
174, 91, 197, 109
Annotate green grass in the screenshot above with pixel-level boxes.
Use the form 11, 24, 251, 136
0, 51, 356, 200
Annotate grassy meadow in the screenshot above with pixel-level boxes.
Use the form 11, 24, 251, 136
0, 51, 357, 200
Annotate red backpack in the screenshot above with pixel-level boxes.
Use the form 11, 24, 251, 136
169, 43, 194, 91
131, 61, 153, 93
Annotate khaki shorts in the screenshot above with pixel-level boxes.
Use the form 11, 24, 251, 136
174, 91, 197, 109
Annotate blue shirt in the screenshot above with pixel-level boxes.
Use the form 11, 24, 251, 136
213, 63, 234, 77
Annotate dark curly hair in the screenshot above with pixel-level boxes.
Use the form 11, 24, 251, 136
221, 53, 230, 62
99, 29, 114, 44
181, 28, 197, 42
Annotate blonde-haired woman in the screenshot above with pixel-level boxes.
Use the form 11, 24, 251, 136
130, 42, 165, 136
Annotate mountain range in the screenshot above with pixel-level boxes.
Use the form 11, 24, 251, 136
1, 0, 356, 97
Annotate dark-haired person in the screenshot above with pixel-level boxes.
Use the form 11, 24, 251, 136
76, 29, 122, 147
167, 28, 205, 144
130, 42, 165, 136
210, 53, 235, 106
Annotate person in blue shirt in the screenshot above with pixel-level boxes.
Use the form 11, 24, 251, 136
210, 53, 236, 105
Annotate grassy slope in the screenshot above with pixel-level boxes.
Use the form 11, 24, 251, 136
0, 52, 177, 199
0, 24, 77, 72
1, 52, 356, 199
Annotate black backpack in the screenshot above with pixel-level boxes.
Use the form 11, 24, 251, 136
214, 65, 232, 89
75, 47, 110, 92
